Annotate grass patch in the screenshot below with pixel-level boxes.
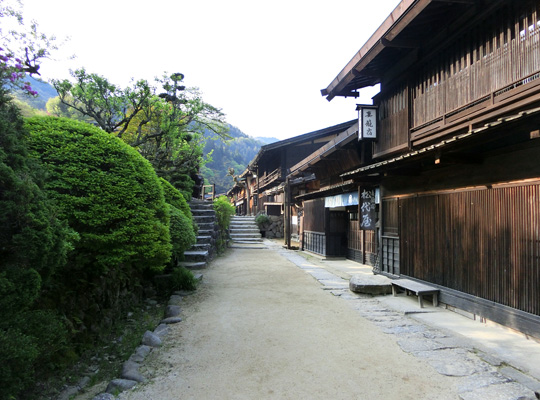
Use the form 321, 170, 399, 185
171, 267, 198, 291
26, 299, 167, 399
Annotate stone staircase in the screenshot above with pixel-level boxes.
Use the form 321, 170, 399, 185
229, 216, 263, 244
179, 199, 217, 271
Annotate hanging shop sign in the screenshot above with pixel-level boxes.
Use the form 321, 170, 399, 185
357, 104, 378, 140
359, 187, 376, 230
324, 191, 359, 208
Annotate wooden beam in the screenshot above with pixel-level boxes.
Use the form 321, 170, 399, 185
440, 154, 484, 165
432, 0, 475, 4
323, 0, 429, 100
381, 37, 419, 49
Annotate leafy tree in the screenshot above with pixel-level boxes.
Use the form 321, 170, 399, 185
25, 116, 172, 338
52, 70, 229, 197
52, 68, 153, 135
45, 95, 92, 122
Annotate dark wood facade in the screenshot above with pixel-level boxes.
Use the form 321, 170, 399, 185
228, 121, 356, 216
285, 121, 379, 264
322, 0, 540, 337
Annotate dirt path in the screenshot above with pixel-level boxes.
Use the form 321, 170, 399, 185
118, 246, 459, 400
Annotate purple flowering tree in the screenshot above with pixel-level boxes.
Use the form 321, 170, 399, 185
0, 0, 59, 97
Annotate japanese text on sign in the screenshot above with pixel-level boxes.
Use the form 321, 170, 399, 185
362, 108, 377, 139
360, 188, 376, 230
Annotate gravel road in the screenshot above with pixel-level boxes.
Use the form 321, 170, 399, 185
118, 245, 459, 400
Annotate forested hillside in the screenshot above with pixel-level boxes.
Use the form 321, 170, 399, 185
202, 125, 278, 195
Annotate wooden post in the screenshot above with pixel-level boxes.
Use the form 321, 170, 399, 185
245, 176, 251, 216
284, 176, 291, 249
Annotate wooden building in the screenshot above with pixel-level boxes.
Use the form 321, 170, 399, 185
320, 0, 540, 337
286, 121, 379, 264
229, 120, 357, 221
227, 169, 257, 215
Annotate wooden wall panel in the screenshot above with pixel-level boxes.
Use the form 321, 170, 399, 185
303, 198, 325, 232
399, 183, 540, 316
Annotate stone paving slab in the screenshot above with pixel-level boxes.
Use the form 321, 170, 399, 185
458, 382, 537, 400
272, 244, 540, 399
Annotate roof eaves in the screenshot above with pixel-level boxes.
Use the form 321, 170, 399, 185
289, 121, 360, 176
249, 119, 357, 168
322, 0, 428, 101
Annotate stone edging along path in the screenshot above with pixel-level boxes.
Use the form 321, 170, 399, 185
64, 289, 196, 400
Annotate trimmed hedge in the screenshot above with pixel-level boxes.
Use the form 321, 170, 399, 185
160, 177, 192, 219
168, 204, 196, 264
0, 100, 72, 398
25, 116, 172, 337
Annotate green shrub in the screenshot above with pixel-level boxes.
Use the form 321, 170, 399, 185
160, 177, 198, 237
0, 99, 72, 399
160, 178, 197, 265
168, 204, 196, 264
213, 195, 235, 253
26, 117, 172, 274
255, 213, 270, 227
25, 116, 172, 341
169, 173, 195, 202
171, 266, 197, 291
160, 177, 192, 219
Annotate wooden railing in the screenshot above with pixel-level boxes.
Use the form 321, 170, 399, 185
412, 5, 540, 129
258, 168, 282, 188
303, 231, 326, 256
201, 184, 215, 201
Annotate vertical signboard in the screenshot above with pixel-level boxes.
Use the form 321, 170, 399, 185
357, 105, 378, 140
359, 187, 376, 230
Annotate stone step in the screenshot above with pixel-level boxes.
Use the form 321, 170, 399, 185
183, 250, 209, 262
178, 261, 207, 270
196, 235, 213, 244
231, 233, 262, 239
230, 224, 258, 229
232, 237, 263, 243
197, 222, 215, 229
230, 228, 260, 234
189, 199, 213, 206
193, 215, 215, 224
190, 243, 211, 251
197, 229, 215, 236
192, 209, 216, 216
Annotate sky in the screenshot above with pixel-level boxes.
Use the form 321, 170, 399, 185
20, 0, 401, 140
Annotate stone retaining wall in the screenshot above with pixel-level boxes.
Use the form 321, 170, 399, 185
258, 215, 284, 239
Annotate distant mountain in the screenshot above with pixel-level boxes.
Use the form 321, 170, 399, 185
201, 124, 266, 195
11, 76, 57, 110
254, 136, 279, 145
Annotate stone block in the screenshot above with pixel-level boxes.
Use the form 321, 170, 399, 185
349, 274, 393, 295
142, 331, 162, 347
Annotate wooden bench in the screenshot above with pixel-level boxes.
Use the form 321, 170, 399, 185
391, 279, 440, 308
